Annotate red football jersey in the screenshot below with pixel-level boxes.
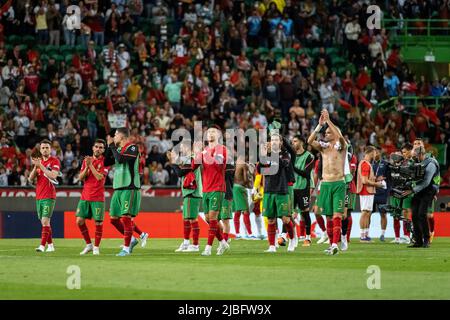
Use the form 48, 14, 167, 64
36, 156, 61, 200
194, 144, 227, 193
80, 156, 108, 202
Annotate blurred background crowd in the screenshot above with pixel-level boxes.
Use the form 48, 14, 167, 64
1, 0, 450, 187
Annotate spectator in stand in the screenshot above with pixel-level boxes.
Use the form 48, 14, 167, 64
62, 9, 79, 46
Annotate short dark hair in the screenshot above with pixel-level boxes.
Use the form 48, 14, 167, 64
40, 139, 52, 146
116, 127, 130, 137
95, 139, 106, 147
293, 134, 306, 146
401, 142, 413, 151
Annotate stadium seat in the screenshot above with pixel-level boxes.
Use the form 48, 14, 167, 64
257, 47, 269, 56
60, 45, 74, 56
326, 47, 339, 55
284, 47, 298, 57
22, 35, 36, 49
65, 54, 74, 65
7, 35, 22, 46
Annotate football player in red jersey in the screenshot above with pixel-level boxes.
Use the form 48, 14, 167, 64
28, 139, 61, 253
193, 126, 229, 256
76, 139, 109, 255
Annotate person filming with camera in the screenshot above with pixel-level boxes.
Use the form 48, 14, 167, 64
402, 144, 440, 248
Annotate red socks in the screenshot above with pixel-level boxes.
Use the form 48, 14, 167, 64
316, 214, 326, 232
133, 223, 143, 236
40, 226, 50, 246
183, 220, 191, 240
111, 218, 124, 235
300, 220, 306, 237
216, 225, 224, 241
403, 220, 410, 237
268, 223, 276, 246
346, 215, 353, 242
207, 219, 218, 246
326, 219, 333, 242
284, 221, 294, 239
243, 211, 252, 235
78, 223, 92, 244
428, 216, 435, 233
47, 227, 53, 244
394, 219, 400, 238
233, 211, 241, 234
191, 221, 200, 245
332, 217, 342, 245
95, 224, 103, 247
121, 216, 133, 248
223, 233, 229, 242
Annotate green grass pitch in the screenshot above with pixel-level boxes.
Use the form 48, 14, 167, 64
1, 238, 449, 300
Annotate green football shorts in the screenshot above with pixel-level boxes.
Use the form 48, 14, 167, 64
318, 180, 346, 215
183, 197, 201, 219
36, 199, 55, 220
232, 184, 249, 212
202, 191, 224, 214
110, 189, 141, 217
219, 198, 233, 220
263, 193, 289, 219
76, 200, 105, 221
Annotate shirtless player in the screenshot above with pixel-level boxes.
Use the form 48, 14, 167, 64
307, 110, 347, 255
233, 153, 255, 239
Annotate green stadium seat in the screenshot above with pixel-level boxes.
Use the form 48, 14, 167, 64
284, 47, 298, 57
51, 54, 64, 64
65, 54, 74, 64
311, 47, 321, 56
7, 35, 21, 46
257, 47, 269, 56
45, 45, 60, 56
326, 47, 339, 55
60, 45, 75, 55
76, 45, 86, 55
22, 35, 36, 49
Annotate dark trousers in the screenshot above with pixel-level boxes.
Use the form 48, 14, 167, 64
411, 192, 432, 245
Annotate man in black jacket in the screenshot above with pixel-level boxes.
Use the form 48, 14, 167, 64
260, 132, 296, 253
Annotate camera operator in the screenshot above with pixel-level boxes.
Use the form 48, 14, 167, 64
403, 146, 440, 248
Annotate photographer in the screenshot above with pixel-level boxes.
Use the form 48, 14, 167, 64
403, 146, 440, 248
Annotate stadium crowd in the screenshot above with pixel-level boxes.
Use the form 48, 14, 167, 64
1, 0, 450, 187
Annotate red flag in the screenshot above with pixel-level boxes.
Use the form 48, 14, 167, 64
338, 99, 352, 110
106, 96, 114, 113
0, 0, 12, 15
419, 106, 440, 126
